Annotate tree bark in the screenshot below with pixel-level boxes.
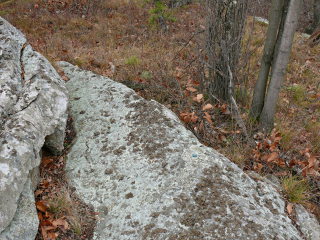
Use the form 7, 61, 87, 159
249, 0, 285, 120
260, 0, 301, 131
312, 0, 320, 32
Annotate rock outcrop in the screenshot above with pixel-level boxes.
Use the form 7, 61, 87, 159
0, 17, 68, 239
296, 204, 320, 240
60, 61, 315, 240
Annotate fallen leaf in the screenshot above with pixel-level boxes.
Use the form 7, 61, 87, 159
218, 134, 227, 142
193, 94, 203, 103
263, 152, 279, 163
61, 75, 69, 81
40, 220, 54, 227
42, 157, 54, 167
202, 103, 213, 111
179, 112, 198, 123
186, 87, 197, 92
274, 171, 288, 176
37, 212, 43, 221
220, 104, 231, 114
308, 156, 317, 168
190, 112, 198, 123
305, 168, 320, 177
253, 163, 263, 172
41, 226, 48, 240
203, 112, 213, 124
52, 218, 70, 230
47, 232, 58, 240
287, 203, 294, 215
35, 189, 43, 196
36, 201, 48, 213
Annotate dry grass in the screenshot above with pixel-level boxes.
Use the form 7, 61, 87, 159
282, 176, 311, 204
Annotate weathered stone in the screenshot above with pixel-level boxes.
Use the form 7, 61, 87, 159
296, 204, 320, 240
60, 61, 314, 240
0, 17, 68, 238
0, 179, 39, 240
254, 16, 269, 25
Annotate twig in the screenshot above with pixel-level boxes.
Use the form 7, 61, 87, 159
227, 64, 251, 142
172, 29, 205, 61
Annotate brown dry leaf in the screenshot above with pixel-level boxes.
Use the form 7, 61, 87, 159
203, 112, 213, 124
61, 75, 69, 81
193, 94, 203, 103
253, 163, 263, 172
186, 87, 197, 92
308, 156, 317, 168
41, 179, 50, 188
40, 220, 54, 227
220, 104, 231, 115
52, 218, 70, 230
264, 152, 279, 163
37, 212, 43, 221
219, 128, 230, 134
36, 201, 48, 213
41, 226, 56, 240
35, 189, 43, 196
47, 231, 59, 240
42, 156, 54, 167
190, 112, 198, 123
218, 134, 227, 142
274, 132, 282, 142
305, 168, 320, 177
274, 171, 288, 176
287, 203, 294, 215
41, 226, 48, 240
202, 103, 213, 111
179, 112, 198, 124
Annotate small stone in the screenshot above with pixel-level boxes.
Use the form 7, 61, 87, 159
104, 168, 113, 175
125, 193, 134, 199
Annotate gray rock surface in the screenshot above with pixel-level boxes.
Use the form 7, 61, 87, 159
254, 16, 269, 25
296, 204, 320, 240
60, 61, 311, 240
0, 17, 68, 238
0, 178, 39, 240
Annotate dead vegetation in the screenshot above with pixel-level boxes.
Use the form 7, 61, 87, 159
1, 0, 319, 238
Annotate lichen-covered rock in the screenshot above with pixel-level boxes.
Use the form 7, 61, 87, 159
0, 178, 39, 240
0, 17, 68, 238
60, 61, 312, 240
296, 204, 320, 240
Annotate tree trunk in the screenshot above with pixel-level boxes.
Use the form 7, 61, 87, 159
260, 0, 301, 131
312, 0, 320, 32
204, 0, 248, 102
249, 0, 285, 120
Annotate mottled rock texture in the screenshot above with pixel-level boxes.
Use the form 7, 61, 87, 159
60, 61, 311, 240
296, 204, 320, 240
0, 17, 68, 239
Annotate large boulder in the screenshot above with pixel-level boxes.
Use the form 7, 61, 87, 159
60, 61, 315, 240
0, 17, 68, 239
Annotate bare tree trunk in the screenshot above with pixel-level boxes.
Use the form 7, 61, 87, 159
312, 0, 320, 32
204, 0, 248, 102
249, 0, 285, 120
260, 0, 301, 131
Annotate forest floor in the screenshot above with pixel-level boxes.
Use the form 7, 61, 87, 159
1, 0, 319, 239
